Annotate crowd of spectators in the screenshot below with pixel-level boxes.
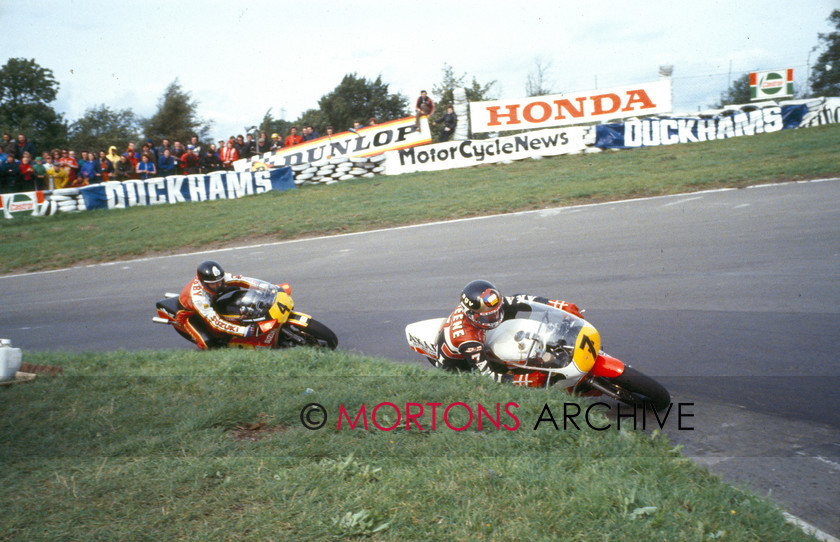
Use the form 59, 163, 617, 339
0, 126, 322, 194
1, 92, 453, 195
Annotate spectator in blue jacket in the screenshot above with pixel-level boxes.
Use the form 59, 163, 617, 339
79, 154, 98, 183
0, 153, 22, 193
158, 148, 177, 176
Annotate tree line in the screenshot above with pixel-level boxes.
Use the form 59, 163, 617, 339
2, 9, 837, 155
0, 62, 497, 157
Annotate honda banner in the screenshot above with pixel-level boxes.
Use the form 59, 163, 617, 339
469, 80, 672, 133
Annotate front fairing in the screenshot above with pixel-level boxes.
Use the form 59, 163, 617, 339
485, 303, 601, 376
213, 280, 292, 324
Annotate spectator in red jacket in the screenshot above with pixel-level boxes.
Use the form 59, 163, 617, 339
19, 154, 35, 190
180, 145, 200, 174
219, 140, 239, 170
284, 127, 303, 147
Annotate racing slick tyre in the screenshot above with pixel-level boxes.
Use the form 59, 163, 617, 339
286, 318, 338, 350
591, 366, 670, 412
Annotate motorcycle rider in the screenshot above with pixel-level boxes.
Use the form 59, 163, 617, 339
176, 260, 290, 349
436, 279, 583, 386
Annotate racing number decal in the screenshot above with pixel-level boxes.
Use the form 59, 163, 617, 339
269, 292, 295, 324
572, 326, 601, 372
579, 334, 597, 359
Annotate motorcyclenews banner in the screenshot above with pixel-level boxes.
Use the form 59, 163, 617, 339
233, 116, 432, 172
78, 167, 294, 210
384, 127, 587, 175
593, 99, 834, 149
469, 80, 672, 134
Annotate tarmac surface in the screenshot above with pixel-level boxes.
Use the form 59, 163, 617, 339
2, 179, 838, 537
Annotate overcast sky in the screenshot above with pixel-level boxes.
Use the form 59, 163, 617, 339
2, 0, 835, 139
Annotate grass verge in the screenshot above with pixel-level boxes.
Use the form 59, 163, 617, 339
2, 124, 839, 275
0, 349, 818, 541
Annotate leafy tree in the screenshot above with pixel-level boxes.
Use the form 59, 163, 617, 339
809, 9, 840, 97
431, 64, 498, 139
68, 104, 141, 153
317, 73, 408, 132
294, 108, 329, 134
258, 108, 293, 141
143, 79, 213, 145
432, 63, 497, 112
526, 57, 555, 97
0, 57, 68, 151
715, 73, 751, 107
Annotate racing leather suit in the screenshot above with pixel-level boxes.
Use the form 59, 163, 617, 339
436, 294, 583, 384
176, 273, 264, 349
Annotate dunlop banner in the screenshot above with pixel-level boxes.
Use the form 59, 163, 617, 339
234, 117, 432, 172
385, 127, 587, 175
469, 80, 672, 133
79, 167, 294, 210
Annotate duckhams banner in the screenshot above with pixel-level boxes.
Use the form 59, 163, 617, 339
79, 167, 294, 210
233, 117, 433, 172
594, 98, 838, 149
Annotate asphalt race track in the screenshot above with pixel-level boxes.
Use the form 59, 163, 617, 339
2, 179, 839, 538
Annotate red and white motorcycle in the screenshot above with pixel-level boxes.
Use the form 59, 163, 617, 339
406, 301, 669, 410
154, 279, 338, 350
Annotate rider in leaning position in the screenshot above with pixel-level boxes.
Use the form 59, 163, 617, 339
176, 260, 290, 349
436, 279, 583, 386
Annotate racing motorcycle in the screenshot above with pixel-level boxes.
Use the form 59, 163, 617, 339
405, 301, 669, 410
153, 279, 338, 350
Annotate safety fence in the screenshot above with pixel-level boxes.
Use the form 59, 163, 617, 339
2, 89, 838, 219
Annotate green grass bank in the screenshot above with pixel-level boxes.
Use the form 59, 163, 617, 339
0, 349, 819, 541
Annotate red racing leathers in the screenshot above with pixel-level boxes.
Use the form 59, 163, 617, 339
436, 294, 583, 384
176, 273, 264, 349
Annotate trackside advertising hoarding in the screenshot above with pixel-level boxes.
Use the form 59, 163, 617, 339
233, 117, 432, 172
1, 191, 45, 219
469, 80, 672, 133
78, 167, 294, 210
750, 69, 794, 101
593, 99, 835, 149
385, 127, 587, 175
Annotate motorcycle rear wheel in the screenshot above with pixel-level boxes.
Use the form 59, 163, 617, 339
282, 319, 338, 350
590, 366, 670, 411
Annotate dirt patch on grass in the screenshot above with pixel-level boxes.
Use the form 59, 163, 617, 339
228, 412, 288, 441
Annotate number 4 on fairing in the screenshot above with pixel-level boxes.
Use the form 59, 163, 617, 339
153, 279, 337, 350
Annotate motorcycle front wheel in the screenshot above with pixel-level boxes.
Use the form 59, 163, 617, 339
282, 319, 338, 350
589, 366, 670, 412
